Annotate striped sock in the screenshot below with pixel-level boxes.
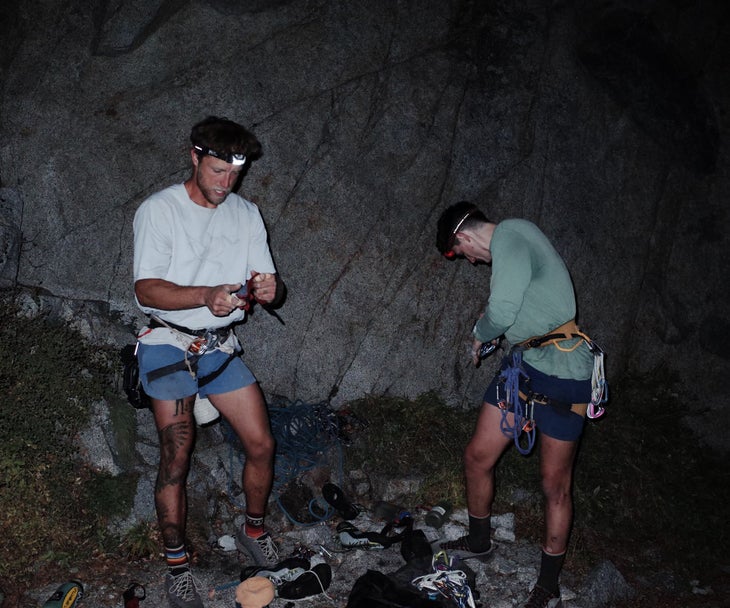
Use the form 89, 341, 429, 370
165, 544, 189, 575
244, 512, 265, 538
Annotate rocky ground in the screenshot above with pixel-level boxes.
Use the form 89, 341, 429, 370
28, 508, 635, 608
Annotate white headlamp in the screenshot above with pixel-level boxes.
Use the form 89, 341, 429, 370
193, 145, 246, 166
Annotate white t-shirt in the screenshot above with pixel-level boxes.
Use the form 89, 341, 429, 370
133, 183, 276, 330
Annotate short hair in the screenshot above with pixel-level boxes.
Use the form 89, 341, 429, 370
436, 201, 489, 255
190, 116, 262, 161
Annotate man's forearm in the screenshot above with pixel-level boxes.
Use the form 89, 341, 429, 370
135, 278, 211, 311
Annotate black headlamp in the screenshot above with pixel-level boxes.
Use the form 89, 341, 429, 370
193, 145, 246, 166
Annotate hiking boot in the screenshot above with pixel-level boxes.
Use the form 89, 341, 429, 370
431, 535, 496, 560
165, 570, 204, 608
525, 585, 563, 608
235, 527, 279, 566
240, 556, 311, 586
277, 563, 333, 600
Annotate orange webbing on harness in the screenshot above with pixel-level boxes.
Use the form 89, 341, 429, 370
518, 319, 592, 352
517, 319, 592, 416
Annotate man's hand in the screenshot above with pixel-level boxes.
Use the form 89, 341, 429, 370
250, 272, 277, 304
205, 284, 243, 316
471, 337, 499, 367
471, 338, 484, 367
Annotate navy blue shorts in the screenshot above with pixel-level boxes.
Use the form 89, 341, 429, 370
483, 358, 591, 442
137, 343, 256, 401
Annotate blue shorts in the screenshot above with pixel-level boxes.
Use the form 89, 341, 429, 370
484, 359, 590, 442
137, 343, 256, 401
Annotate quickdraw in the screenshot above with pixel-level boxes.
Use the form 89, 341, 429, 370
587, 340, 608, 419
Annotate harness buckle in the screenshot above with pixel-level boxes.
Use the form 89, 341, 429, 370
187, 330, 221, 356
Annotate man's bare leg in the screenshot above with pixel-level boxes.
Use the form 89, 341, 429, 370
210, 383, 277, 565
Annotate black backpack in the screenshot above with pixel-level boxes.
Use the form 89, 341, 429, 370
346, 569, 450, 608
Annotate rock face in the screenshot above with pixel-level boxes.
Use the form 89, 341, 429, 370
1, 0, 728, 447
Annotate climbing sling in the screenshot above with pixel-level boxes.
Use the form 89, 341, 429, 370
497, 319, 607, 455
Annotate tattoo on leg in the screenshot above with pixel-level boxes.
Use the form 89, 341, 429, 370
174, 398, 192, 417
159, 420, 193, 453
157, 421, 192, 489
160, 523, 183, 547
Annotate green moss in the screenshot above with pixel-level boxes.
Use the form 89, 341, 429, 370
0, 300, 122, 594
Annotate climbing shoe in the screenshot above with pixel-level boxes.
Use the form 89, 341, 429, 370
431, 535, 496, 560
322, 482, 361, 520
240, 556, 311, 585
337, 521, 399, 549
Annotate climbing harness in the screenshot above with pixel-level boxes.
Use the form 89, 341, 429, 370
497, 320, 608, 454
144, 317, 236, 384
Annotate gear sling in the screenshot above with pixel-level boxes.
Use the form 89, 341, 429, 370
497, 319, 607, 454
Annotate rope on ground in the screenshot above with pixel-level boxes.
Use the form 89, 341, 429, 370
223, 397, 345, 527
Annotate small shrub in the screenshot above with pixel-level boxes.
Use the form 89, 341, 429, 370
120, 521, 160, 560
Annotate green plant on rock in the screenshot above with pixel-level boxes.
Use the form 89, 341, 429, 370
0, 300, 122, 595
121, 521, 160, 560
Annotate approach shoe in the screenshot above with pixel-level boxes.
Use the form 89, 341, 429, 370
240, 556, 311, 586
431, 535, 496, 560
165, 570, 204, 608
236, 527, 280, 566
524, 585, 563, 608
278, 563, 333, 600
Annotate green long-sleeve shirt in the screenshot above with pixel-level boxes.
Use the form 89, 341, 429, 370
473, 219, 593, 380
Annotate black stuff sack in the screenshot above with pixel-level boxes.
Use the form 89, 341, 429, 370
345, 569, 449, 608
121, 344, 151, 410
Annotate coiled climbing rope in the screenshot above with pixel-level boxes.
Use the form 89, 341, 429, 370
223, 398, 345, 526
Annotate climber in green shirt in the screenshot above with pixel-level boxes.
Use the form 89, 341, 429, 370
433, 201, 599, 608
